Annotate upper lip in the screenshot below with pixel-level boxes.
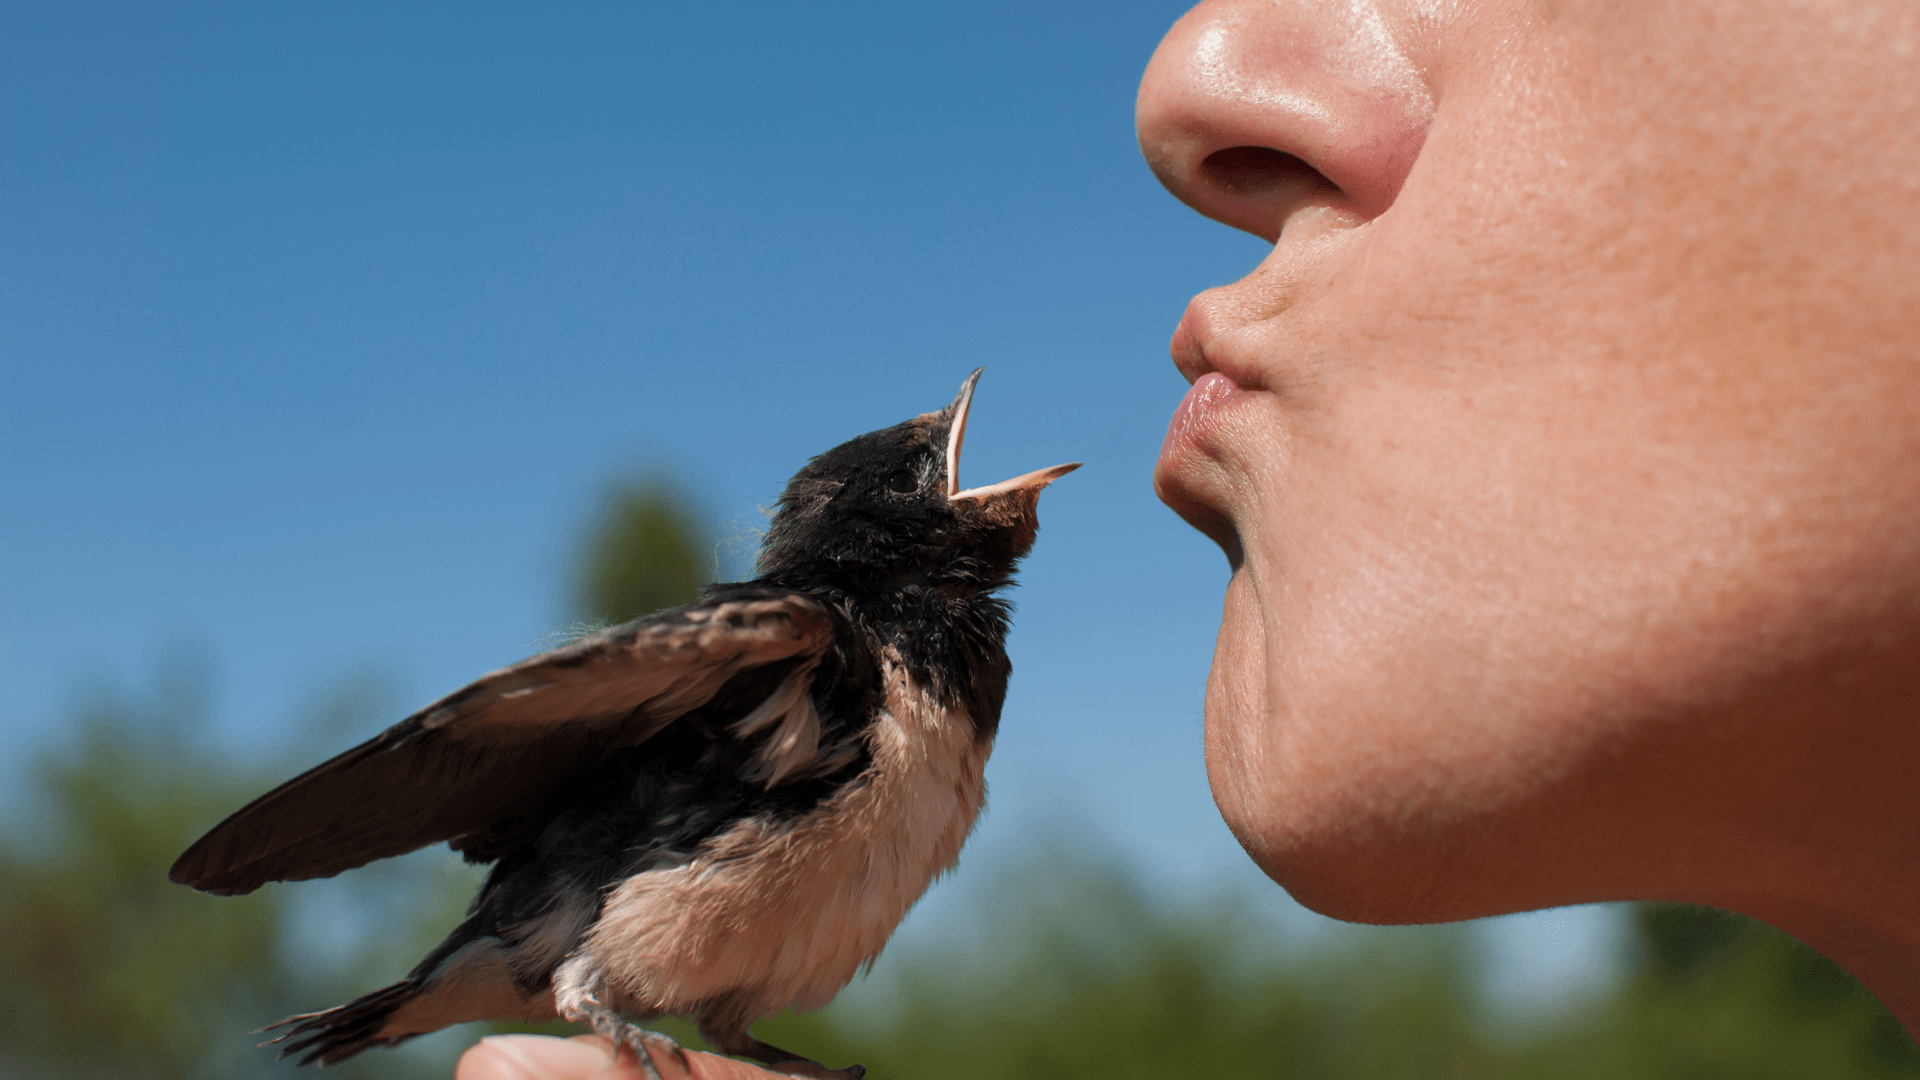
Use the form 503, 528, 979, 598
1169, 288, 1277, 393
1171, 304, 1217, 385
1171, 285, 1297, 396
944, 368, 1082, 502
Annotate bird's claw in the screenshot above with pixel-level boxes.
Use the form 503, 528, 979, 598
582, 1008, 688, 1080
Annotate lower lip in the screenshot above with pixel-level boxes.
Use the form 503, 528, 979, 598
1159, 371, 1244, 469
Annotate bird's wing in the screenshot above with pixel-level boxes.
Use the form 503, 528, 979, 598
169, 588, 836, 896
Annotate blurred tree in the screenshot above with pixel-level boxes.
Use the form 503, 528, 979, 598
0, 704, 291, 1078
750, 852, 1504, 1080
0, 673, 458, 1079
745, 891, 1920, 1080
4, 685, 1917, 1079
7, 476, 1917, 1079
576, 478, 712, 624
1572, 905, 1920, 1079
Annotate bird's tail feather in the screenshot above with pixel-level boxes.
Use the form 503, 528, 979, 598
260, 979, 423, 1067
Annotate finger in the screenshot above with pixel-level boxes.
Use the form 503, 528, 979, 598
458, 1035, 626, 1080
581, 1035, 807, 1080
457, 1033, 804, 1080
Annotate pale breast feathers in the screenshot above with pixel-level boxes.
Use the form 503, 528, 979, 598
579, 659, 990, 1020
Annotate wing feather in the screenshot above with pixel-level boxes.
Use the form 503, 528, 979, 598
170, 588, 835, 896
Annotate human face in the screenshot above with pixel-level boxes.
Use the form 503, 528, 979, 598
1138, 0, 1920, 927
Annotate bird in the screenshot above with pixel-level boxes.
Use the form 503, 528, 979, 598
169, 368, 1078, 1080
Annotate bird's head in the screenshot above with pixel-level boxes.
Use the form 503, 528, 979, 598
756, 369, 1079, 596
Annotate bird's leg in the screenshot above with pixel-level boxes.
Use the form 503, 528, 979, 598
553, 960, 687, 1080
698, 1019, 866, 1080
575, 1002, 689, 1080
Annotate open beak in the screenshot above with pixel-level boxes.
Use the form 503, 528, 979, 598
944, 368, 1082, 503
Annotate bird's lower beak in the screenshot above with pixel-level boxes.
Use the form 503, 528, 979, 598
951, 462, 1082, 503
944, 368, 1082, 503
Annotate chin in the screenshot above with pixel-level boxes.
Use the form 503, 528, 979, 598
1197, 566, 1571, 928
1205, 721, 1517, 926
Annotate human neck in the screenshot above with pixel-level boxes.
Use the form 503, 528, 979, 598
1743, 896, 1920, 1040
1713, 668, 1920, 1041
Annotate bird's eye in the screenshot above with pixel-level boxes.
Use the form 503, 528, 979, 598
885, 468, 918, 495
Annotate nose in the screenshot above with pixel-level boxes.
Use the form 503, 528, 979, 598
1136, 0, 1436, 242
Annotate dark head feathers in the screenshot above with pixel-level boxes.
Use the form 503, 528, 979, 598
756, 368, 1078, 594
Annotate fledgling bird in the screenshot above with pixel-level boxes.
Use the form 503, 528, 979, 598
169, 369, 1077, 1079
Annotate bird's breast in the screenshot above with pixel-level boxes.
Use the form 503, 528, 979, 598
581, 656, 991, 1018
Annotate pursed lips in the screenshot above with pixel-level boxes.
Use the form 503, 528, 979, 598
1153, 305, 1260, 561
1157, 293, 1265, 480
1153, 267, 1315, 568
1156, 218, 1332, 480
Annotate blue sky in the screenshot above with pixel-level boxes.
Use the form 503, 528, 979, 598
0, 0, 1618, 1018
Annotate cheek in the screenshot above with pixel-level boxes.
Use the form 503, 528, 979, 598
1194, 396, 1651, 922
1199, 504, 1482, 921
1198, 538, 1473, 924
1191, 347, 1920, 924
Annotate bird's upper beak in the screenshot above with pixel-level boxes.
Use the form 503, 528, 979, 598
944, 368, 1082, 503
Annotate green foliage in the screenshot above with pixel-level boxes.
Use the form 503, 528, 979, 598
3, 681, 1918, 1079
680, 861, 1920, 1080
576, 479, 711, 623
752, 868, 1503, 1080
4, 478, 1915, 1078
1516, 905, 1920, 1080
0, 716, 292, 1079
0, 676, 472, 1080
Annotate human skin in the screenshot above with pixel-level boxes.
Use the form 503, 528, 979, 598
456, 1035, 799, 1080
1139, 0, 1920, 1037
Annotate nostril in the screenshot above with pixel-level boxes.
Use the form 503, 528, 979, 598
1199, 146, 1342, 198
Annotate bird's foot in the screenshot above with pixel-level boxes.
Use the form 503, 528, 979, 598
699, 1026, 865, 1079
769, 1059, 867, 1079
578, 1006, 688, 1080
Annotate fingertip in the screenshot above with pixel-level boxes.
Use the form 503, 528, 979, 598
458, 1030, 793, 1080
565, 1033, 767, 1080
458, 1034, 624, 1080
